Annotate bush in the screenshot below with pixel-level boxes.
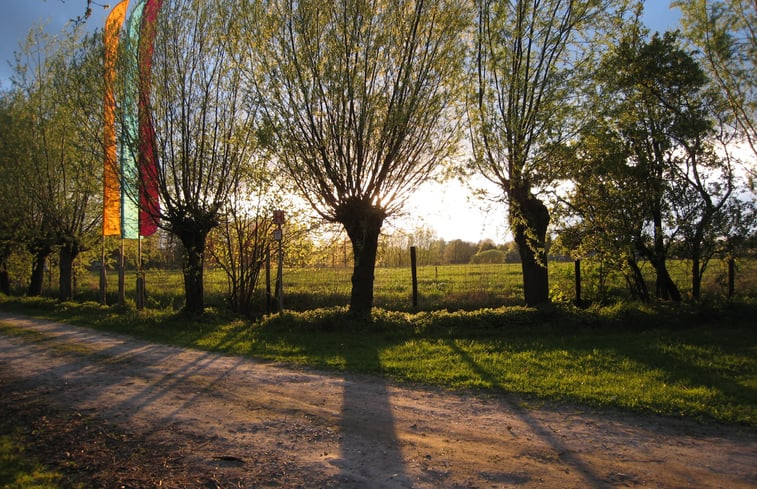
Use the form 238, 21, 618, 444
470, 249, 506, 264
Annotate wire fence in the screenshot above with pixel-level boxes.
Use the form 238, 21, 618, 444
35, 257, 757, 312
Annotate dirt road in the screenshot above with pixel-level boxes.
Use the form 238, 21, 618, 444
0, 312, 754, 488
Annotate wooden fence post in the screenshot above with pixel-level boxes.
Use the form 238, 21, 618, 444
574, 259, 582, 307
265, 245, 272, 314
410, 246, 418, 309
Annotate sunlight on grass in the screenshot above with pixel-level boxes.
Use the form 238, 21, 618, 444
0, 434, 62, 489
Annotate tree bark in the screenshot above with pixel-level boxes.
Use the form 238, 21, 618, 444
177, 227, 209, 315
28, 246, 52, 297
336, 198, 386, 318
0, 269, 9, 295
625, 256, 650, 303
649, 207, 681, 302
58, 241, 80, 301
691, 254, 702, 300
0, 251, 10, 295
510, 187, 550, 306
652, 260, 681, 302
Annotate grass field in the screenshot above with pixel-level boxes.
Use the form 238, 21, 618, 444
67, 258, 757, 313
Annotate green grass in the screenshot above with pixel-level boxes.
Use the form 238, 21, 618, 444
66, 259, 756, 313
1, 295, 755, 427
0, 432, 62, 489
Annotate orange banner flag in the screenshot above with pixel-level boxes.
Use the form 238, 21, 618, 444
103, 0, 130, 236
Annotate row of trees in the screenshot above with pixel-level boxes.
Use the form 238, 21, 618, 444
0, 0, 755, 317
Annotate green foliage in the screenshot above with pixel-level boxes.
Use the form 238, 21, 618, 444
470, 249, 506, 264
558, 26, 748, 302
674, 0, 757, 158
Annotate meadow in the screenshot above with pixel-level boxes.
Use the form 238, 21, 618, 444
73, 258, 757, 313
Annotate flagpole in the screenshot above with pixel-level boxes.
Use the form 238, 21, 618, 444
99, 239, 107, 305
136, 235, 145, 309
118, 239, 126, 305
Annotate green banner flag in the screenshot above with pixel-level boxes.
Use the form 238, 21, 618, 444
119, 0, 145, 239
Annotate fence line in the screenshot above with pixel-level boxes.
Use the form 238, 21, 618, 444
27, 257, 757, 311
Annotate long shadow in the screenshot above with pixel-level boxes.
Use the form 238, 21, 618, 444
0, 314, 242, 425
0, 316, 174, 410
330, 340, 413, 488
1, 312, 413, 486
612, 329, 757, 408
445, 338, 608, 489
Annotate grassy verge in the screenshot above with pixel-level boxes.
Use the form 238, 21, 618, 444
0, 295, 755, 427
0, 432, 62, 489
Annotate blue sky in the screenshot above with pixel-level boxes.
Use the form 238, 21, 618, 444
0, 1, 682, 91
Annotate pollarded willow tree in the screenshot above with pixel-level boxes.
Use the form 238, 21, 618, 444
146, 0, 259, 313
470, 0, 626, 306
238, 0, 469, 316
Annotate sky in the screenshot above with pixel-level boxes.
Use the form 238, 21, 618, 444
0, 0, 684, 243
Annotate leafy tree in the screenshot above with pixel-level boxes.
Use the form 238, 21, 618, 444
562, 26, 747, 302
497, 241, 521, 264
477, 239, 496, 253
240, 0, 469, 317
555, 123, 653, 302
668, 123, 744, 299
10, 27, 103, 300
443, 239, 477, 264
600, 31, 722, 301
470, 248, 506, 264
377, 231, 412, 268
470, 0, 624, 306
54, 33, 107, 300
0, 91, 25, 294
674, 0, 756, 161
146, 0, 259, 313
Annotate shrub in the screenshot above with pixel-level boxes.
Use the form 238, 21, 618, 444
470, 249, 506, 264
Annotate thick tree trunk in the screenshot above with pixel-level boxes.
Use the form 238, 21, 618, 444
179, 230, 208, 314
58, 242, 80, 301
510, 187, 550, 306
652, 260, 681, 302
691, 254, 702, 300
28, 247, 52, 297
0, 252, 10, 295
336, 198, 386, 318
625, 257, 650, 303
649, 209, 681, 302
0, 269, 9, 295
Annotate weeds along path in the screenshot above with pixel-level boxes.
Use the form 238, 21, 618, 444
0, 312, 755, 489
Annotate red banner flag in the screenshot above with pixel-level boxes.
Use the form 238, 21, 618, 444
138, 0, 163, 237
